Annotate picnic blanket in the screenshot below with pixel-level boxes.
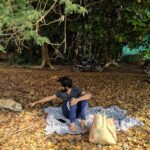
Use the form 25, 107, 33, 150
44, 106, 143, 135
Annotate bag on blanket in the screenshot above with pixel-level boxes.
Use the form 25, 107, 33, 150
89, 112, 117, 145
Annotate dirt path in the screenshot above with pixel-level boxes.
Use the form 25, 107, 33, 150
0, 65, 149, 150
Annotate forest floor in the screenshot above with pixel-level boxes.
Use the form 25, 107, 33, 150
0, 64, 149, 150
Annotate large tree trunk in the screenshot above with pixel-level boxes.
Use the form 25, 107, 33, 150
31, 43, 54, 69
40, 43, 53, 68
72, 32, 82, 65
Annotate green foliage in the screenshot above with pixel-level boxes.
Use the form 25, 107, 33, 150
60, 0, 87, 15
0, 45, 6, 52
0, 0, 45, 50
68, 0, 150, 61
0, 0, 87, 53
0, 45, 5, 52
120, 0, 150, 45
140, 50, 150, 59
22, 30, 50, 45
0, 0, 149, 64
35, 36, 50, 46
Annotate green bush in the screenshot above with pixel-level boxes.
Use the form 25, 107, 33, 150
140, 50, 150, 60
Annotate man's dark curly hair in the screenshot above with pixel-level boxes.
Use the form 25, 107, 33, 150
57, 76, 73, 88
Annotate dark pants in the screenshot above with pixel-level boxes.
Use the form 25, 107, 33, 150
62, 100, 88, 123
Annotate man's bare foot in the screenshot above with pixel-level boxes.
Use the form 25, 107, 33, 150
70, 123, 77, 132
80, 120, 87, 130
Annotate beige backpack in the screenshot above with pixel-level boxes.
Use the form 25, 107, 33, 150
89, 112, 117, 145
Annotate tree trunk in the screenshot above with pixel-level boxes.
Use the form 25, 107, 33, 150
40, 43, 53, 68
72, 32, 82, 65
31, 43, 54, 69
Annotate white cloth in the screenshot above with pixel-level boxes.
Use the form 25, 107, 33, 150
44, 106, 143, 135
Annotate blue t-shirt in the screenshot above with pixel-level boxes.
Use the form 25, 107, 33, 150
55, 87, 82, 102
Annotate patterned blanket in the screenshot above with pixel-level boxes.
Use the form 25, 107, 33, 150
44, 106, 143, 135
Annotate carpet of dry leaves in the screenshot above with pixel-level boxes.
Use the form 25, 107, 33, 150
0, 64, 149, 150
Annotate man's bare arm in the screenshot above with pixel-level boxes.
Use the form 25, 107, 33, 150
29, 95, 57, 107
70, 93, 92, 106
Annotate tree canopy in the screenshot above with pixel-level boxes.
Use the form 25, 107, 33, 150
0, 0, 149, 66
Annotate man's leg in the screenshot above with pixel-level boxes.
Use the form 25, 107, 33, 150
69, 104, 78, 132
76, 100, 88, 129
62, 102, 78, 132
62, 102, 69, 118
